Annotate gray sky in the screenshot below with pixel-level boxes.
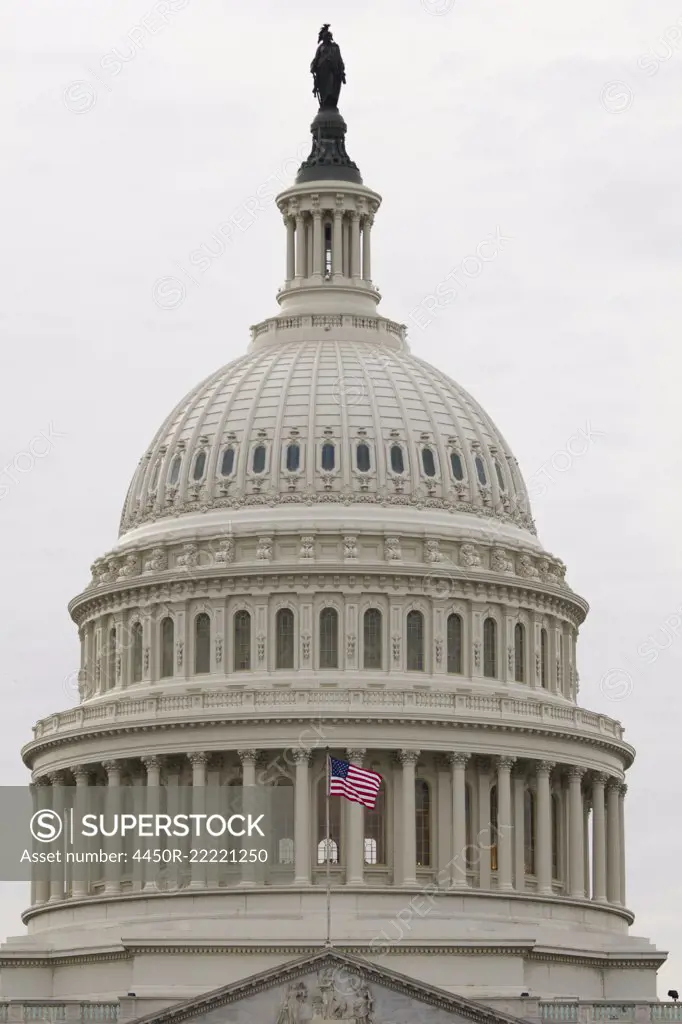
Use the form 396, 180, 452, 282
2, 0, 681, 997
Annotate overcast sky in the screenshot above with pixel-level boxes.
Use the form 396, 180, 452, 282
2, 0, 681, 998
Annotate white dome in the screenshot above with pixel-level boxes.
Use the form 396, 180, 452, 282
120, 324, 534, 538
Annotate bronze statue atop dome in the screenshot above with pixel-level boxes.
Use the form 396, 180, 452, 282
310, 24, 346, 110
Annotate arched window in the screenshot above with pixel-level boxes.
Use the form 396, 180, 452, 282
364, 781, 386, 865
169, 455, 182, 485
356, 443, 371, 472
321, 443, 335, 471
149, 461, 160, 491
475, 456, 487, 486
234, 610, 251, 671
483, 617, 497, 678
490, 783, 498, 871
319, 608, 338, 669
514, 622, 525, 682
272, 777, 294, 865
406, 610, 424, 671
447, 613, 462, 674
317, 777, 341, 863
131, 621, 143, 683
524, 788, 536, 874
494, 460, 506, 491
540, 628, 548, 688
421, 448, 436, 477
450, 452, 464, 481
220, 448, 235, 477
551, 793, 560, 879
363, 608, 382, 669
276, 608, 295, 669
160, 617, 174, 678
415, 780, 431, 866
194, 613, 210, 674
252, 445, 266, 474
390, 444, 405, 474
192, 450, 206, 481
286, 444, 300, 472
107, 627, 117, 690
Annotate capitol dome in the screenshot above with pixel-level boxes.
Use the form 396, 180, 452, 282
4, 28, 666, 1023
119, 329, 535, 538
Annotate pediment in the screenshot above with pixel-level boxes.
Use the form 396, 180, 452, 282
130, 949, 525, 1024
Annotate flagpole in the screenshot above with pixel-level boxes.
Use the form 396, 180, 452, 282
325, 747, 332, 947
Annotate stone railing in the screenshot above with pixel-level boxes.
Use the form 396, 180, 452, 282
29, 688, 625, 746
538, 1003, 682, 1023
0, 1004, 118, 1022
249, 312, 407, 343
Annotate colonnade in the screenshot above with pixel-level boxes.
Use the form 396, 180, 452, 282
29, 750, 627, 913
284, 205, 374, 283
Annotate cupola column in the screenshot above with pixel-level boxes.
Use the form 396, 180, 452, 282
312, 204, 323, 279
362, 215, 373, 281
332, 205, 343, 278
350, 211, 361, 278
295, 212, 306, 279
619, 783, 627, 905
286, 216, 296, 281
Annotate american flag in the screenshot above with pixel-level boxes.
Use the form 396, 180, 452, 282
328, 757, 382, 808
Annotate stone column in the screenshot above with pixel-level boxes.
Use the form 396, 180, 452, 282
130, 768, 145, 892
142, 756, 162, 891
568, 766, 586, 898
345, 748, 366, 885
71, 766, 90, 898
293, 750, 312, 885
399, 750, 419, 886
449, 753, 469, 888
619, 783, 627, 906
47, 772, 66, 902
583, 795, 591, 899
332, 208, 343, 277
606, 780, 621, 905
496, 757, 515, 891
435, 757, 451, 887
350, 212, 361, 278
362, 215, 373, 281
32, 780, 50, 906
189, 753, 208, 889
286, 216, 295, 281
102, 761, 122, 895
295, 213, 306, 279
536, 761, 554, 896
477, 758, 492, 890
312, 209, 323, 278
238, 750, 258, 887
512, 768, 526, 891
591, 773, 607, 902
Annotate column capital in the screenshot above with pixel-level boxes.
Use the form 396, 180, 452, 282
496, 756, 516, 772
536, 760, 555, 776
606, 776, 622, 793
71, 765, 91, 784
346, 749, 366, 765
188, 751, 209, 766
398, 749, 420, 766
142, 755, 162, 772
238, 749, 259, 766
618, 782, 628, 796
591, 771, 609, 788
47, 771, 65, 786
291, 748, 313, 764
447, 752, 470, 767
101, 760, 121, 774
568, 765, 586, 781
